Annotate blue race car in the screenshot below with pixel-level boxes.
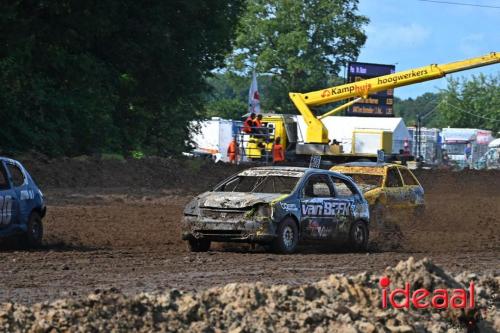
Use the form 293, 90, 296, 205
0, 157, 46, 247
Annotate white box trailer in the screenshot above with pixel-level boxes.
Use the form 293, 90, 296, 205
189, 118, 239, 162
295, 116, 412, 155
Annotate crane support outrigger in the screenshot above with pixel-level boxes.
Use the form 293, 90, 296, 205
290, 52, 500, 147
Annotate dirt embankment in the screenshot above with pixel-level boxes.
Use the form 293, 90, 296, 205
20, 156, 246, 192
1, 258, 499, 333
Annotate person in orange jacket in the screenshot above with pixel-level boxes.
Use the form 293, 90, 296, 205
242, 113, 256, 134
272, 137, 285, 164
227, 138, 239, 164
253, 114, 264, 136
254, 114, 263, 127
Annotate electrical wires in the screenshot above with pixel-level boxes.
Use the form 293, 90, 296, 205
442, 100, 500, 122
417, 0, 500, 9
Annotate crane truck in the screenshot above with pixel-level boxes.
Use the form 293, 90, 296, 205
244, 52, 500, 162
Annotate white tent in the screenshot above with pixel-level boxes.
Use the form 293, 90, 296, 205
295, 116, 411, 154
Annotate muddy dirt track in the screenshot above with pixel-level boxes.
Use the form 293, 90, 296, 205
0, 158, 498, 304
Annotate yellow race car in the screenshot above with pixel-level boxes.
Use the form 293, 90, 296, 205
330, 162, 425, 227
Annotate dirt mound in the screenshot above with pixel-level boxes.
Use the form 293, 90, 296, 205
20, 156, 246, 192
1, 258, 497, 332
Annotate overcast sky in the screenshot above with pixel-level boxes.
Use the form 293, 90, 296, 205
355, 0, 500, 99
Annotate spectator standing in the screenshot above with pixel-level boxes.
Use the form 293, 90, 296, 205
272, 137, 285, 164
227, 138, 239, 164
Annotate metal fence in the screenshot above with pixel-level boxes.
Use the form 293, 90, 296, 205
234, 124, 274, 164
408, 127, 441, 164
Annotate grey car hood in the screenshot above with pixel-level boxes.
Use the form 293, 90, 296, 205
197, 192, 283, 209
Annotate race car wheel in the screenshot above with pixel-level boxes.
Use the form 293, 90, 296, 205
413, 205, 425, 220
272, 217, 298, 254
187, 238, 211, 252
350, 220, 368, 252
21, 212, 43, 248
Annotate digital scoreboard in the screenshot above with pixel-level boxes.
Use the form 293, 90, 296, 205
347, 62, 395, 117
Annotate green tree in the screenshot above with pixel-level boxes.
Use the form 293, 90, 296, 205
0, 1, 244, 156
393, 92, 440, 126
226, 0, 368, 113
433, 74, 500, 133
202, 73, 249, 119
205, 99, 248, 120
202, 72, 294, 118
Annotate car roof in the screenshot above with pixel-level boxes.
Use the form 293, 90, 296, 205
331, 162, 389, 176
332, 162, 410, 176
243, 166, 309, 172
335, 162, 394, 168
238, 166, 350, 179
0, 157, 19, 164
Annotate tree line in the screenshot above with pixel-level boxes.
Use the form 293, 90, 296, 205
393, 74, 500, 134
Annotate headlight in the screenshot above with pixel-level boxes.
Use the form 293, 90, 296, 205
183, 198, 200, 216
255, 204, 272, 218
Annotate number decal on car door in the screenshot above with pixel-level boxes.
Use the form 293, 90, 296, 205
0, 195, 13, 225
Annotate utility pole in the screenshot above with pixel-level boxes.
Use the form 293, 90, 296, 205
416, 113, 422, 161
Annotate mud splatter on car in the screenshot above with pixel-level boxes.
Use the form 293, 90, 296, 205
331, 162, 425, 222
182, 167, 369, 253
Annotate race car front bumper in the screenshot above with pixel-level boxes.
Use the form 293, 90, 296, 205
181, 215, 277, 243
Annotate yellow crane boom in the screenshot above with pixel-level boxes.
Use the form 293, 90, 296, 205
289, 52, 500, 144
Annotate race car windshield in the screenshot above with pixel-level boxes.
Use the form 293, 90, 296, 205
220, 176, 299, 194
345, 174, 383, 192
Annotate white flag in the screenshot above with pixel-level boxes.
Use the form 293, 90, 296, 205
248, 71, 260, 114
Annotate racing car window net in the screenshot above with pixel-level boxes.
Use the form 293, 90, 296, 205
302, 174, 333, 198
221, 176, 299, 194
0, 165, 9, 190
7, 164, 25, 187
330, 177, 356, 197
398, 168, 419, 186
385, 168, 403, 187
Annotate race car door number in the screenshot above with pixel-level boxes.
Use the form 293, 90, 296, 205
0, 195, 13, 225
